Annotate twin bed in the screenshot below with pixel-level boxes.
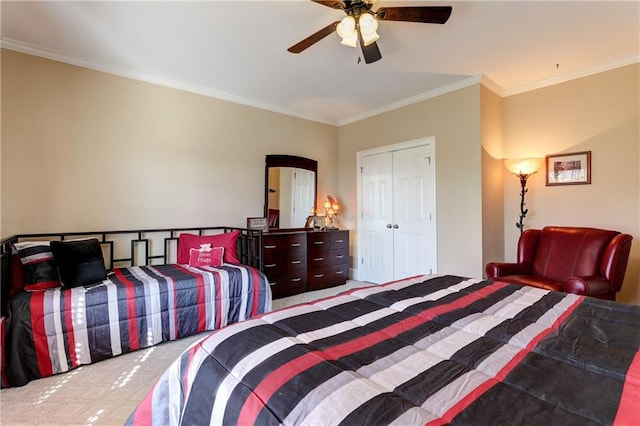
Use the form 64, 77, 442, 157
0, 227, 271, 388
2, 227, 639, 425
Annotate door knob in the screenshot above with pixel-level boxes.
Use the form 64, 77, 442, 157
386, 224, 392, 228
393, 224, 399, 229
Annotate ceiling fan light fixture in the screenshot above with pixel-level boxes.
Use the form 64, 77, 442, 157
340, 32, 358, 47
360, 29, 380, 46
358, 12, 378, 33
337, 15, 356, 37
358, 12, 380, 46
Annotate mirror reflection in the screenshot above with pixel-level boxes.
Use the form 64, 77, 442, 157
267, 167, 316, 228
265, 155, 318, 229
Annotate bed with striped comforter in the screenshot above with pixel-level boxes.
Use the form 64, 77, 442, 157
127, 274, 639, 426
2, 263, 271, 388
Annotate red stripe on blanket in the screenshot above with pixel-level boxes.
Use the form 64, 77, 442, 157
29, 291, 52, 377
237, 281, 510, 424
130, 382, 155, 426
214, 270, 222, 330
64, 290, 78, 368
114, 269, 140, 351
251, 267, 261, 317
427, 295, 584, 425
182, 338, 206, 397
614, 347, 640, 424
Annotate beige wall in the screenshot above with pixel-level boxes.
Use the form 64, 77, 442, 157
338, 85, 486, 279
502, 63, 640, 304
480, 86, 505, 272
1, 49, 338, 235
3, 49, 638, 304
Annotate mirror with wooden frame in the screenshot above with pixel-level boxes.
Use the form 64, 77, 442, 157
264, 155, 317, 229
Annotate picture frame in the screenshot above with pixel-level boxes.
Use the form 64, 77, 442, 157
305, 215, 314, 229
312, 215, 326, 230
246, 217, 269, 232
545, 151, 591, 186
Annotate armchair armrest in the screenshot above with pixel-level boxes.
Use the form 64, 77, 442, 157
486, 262, 532, 279
563, 276, 612, 297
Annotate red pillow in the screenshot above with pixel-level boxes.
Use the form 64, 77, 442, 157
188, 245, 224, 267
178, 231, 240, 264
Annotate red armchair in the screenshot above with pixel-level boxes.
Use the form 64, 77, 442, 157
486, 226, 633, 300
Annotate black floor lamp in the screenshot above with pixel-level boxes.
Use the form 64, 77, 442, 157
504, 158, 543, 233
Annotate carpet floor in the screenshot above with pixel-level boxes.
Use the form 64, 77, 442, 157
0, 280, 368, 425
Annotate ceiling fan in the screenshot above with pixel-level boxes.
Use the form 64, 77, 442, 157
287, 0, 452, 64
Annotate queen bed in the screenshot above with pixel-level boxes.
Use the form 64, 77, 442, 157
0, 226, 271, 388
127, 274, 639, 425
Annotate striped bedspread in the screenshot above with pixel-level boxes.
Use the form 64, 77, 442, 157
2, 264, 271, 387
127, 275, 640, 426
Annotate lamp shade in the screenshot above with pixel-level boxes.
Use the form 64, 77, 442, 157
359, 13, 380, 46
337, 16, 357, 47
504, 158, 543, 176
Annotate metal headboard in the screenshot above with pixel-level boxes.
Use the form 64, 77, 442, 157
0, 226, 263, 315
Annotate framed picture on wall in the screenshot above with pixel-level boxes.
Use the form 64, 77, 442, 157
246, 217, 269, 232
545, 151, 591, 186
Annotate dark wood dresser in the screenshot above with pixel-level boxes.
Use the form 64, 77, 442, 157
263, 230, 349, 298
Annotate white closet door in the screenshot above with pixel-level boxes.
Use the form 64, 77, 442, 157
359, 141, 436, 284
392, 144, 435, 279
360, 152, 394, 284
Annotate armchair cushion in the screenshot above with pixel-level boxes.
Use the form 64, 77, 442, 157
487, 226, 633, 300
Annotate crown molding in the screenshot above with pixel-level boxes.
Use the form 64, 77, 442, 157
0, 38, 337, 126
503, 54, 640, 97
3, 38, 637, 127
337, 75, 487, 126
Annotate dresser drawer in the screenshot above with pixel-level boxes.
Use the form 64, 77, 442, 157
263, 233, 306, 253
263, 256, 307, 274
330, 231, 349, 250
306, 232, 331, 250
308, 248, 347, 268
307, 263, 348, 290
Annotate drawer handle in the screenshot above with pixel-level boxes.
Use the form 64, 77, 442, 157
336, 255, 344, 259
264, 245, 277, 249
291, 278, 302, 282
314, 274, 325, 278
336, 270, 345, 275
264, 263, 276, 268
291, 260, 301, 264
314, 241, 324, 245
336, 239, 344, 243
291, 243, 301, 247
314, 257, 324, 261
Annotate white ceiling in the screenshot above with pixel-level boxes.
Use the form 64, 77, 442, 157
2, 1, 639, 126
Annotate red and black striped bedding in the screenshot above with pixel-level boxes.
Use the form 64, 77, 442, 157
2, 263, 271, 387
127, 275, 640, 426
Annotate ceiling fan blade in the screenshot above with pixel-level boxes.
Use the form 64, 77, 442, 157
311, 0, 346, 10
358, 33, 382, 64
376, 6, 452, 24
287, 22, 340, 54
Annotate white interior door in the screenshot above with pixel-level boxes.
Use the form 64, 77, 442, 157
359, 140, 436, 284
292, 169, 315, 227
392, 144, 436, 279
360, 152, 394, 284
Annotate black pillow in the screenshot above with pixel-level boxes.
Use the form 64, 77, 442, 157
50, 238, 107, 288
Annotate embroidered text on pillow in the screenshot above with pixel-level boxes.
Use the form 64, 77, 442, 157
188, 245, 224, 267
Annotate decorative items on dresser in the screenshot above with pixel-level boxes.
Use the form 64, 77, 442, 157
262, 230, 349, 298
